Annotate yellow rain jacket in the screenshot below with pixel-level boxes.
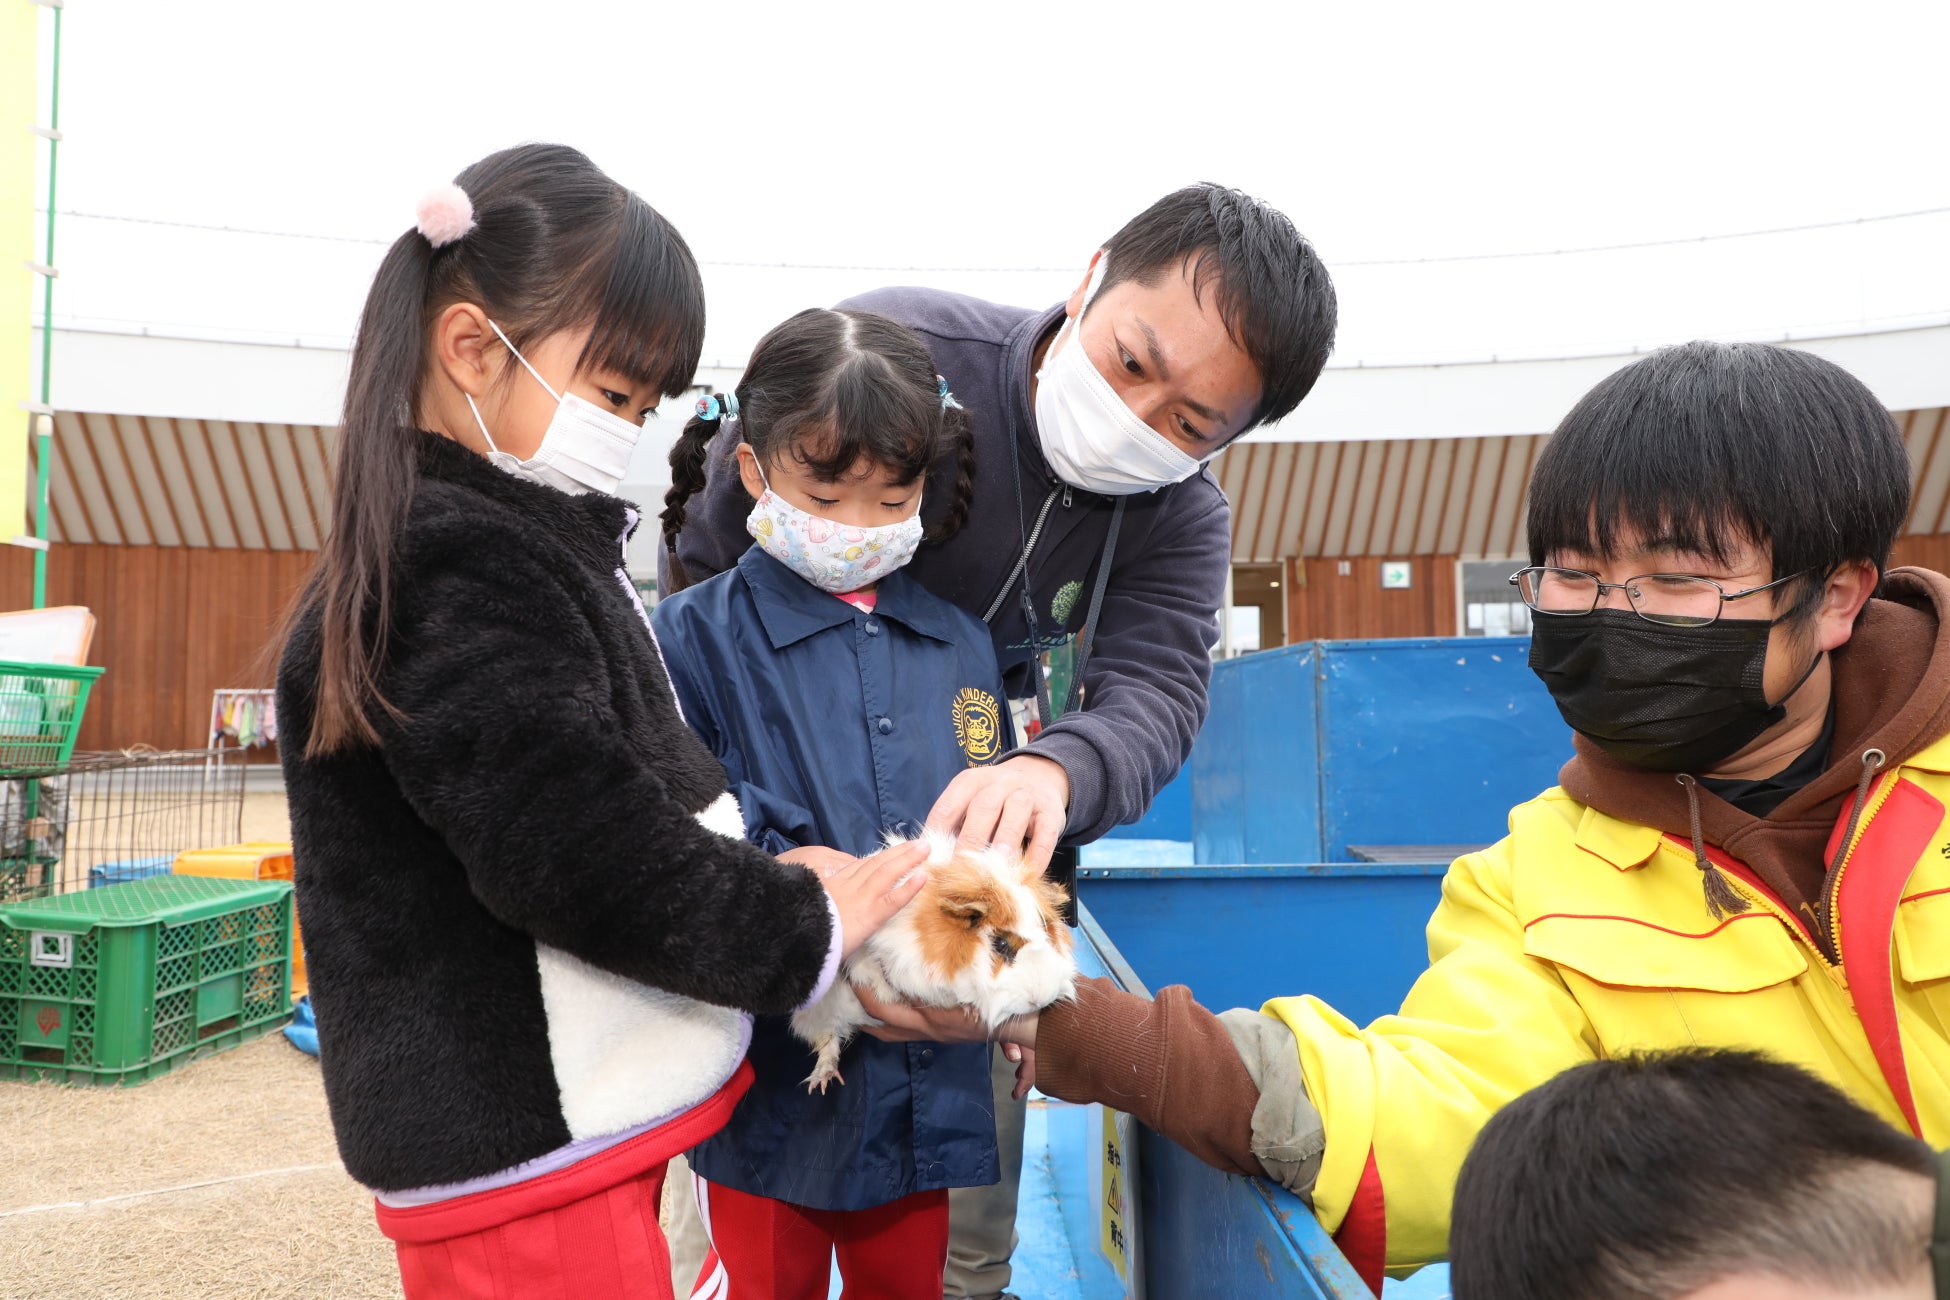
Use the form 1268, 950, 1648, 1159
1267, 740, 1950, 1270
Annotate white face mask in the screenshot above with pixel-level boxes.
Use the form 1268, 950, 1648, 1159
465, 319, 643, 497
745, 465, 925, 594
1033, 258, 1205, 496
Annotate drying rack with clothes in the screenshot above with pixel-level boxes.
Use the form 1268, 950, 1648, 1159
208, 688, 279, 751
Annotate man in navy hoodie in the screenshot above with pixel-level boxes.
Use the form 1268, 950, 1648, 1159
666, 183, 1338, 1299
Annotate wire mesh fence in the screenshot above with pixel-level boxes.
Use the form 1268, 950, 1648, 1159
0, 749, 249, 903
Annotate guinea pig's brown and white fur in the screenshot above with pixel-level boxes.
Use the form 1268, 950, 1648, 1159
790, 831, 1077, 1093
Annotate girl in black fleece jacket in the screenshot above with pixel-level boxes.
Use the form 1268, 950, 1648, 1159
276, 144, 926, 1300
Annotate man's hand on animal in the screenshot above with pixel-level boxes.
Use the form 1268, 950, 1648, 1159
927, 754, 1071, 873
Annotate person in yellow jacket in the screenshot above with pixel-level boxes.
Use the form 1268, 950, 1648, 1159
863, 339, 1950, 1291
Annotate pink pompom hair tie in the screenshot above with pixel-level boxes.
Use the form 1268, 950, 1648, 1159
415, 182, 475, 249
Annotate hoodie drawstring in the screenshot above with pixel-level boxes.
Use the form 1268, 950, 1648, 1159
1675, 773, 1751, 921
1827, 749, 1888, 877
1676, 747, 1889, 926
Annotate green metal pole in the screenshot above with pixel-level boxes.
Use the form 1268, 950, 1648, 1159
31, 4, 61, 609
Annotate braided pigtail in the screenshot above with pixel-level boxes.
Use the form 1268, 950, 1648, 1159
662, 392, 738, 593
927, 400, 978, 543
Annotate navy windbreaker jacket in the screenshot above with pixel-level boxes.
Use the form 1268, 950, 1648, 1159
664, 289, 1232, 844
652, 547, 1011, 1210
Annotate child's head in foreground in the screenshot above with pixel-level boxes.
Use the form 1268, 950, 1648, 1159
1450, 1048, 1945, 1300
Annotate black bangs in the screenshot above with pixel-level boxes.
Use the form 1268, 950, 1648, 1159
661, 306, 983, 573
576, 197, 706, 398
733, 308, 949, 486
1525, 341, 1909, 582
783, 351, 939, 485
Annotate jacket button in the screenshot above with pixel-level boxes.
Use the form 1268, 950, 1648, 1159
876, 717, 894, 735
864, 619, 880, 636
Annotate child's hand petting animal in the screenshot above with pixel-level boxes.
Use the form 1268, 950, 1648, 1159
789, 831, 1077, 1093
812, 839, 932, 963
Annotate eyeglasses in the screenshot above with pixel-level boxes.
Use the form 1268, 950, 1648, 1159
1507, 567, 1809, 627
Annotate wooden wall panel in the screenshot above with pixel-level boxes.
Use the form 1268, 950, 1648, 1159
1890, 536, 1950, 573
0, 545, 315, 751
1283, 555, 1460, 643
1274, 534, 1950, 643
27, 532, 1950, 749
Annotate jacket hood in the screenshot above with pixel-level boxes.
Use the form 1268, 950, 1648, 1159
1558, 566, 1950, 916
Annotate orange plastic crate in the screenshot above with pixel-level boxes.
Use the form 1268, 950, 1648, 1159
172, 844, 305, 997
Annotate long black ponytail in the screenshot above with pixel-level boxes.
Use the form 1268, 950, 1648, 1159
291, 143, 705, 756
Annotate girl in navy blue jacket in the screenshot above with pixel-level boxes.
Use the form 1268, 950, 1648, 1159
654, 309, 1004, 1299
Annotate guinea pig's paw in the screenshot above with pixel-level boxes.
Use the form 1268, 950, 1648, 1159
801, 1042, 846, 1094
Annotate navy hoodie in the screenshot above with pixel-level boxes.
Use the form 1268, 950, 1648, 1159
664, 289, 1230, 842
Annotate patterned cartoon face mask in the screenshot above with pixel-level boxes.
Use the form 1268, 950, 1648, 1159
745, 466, 925, 594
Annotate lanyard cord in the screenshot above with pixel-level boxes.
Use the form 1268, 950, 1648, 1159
982, 484, 1061, 624
1002, 399, 1058, 728
995, 337, 1129, 728
1065, 499, 1124, 715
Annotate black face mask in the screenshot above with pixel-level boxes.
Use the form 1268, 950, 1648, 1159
1528, 608, 1820, 773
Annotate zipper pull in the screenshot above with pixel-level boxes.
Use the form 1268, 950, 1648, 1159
1062, 485, 1073, 509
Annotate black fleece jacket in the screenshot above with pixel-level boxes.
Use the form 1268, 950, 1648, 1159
279, 432, 835, 1192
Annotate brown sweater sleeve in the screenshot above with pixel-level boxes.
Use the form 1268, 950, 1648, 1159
1035, 975, 1262, 1179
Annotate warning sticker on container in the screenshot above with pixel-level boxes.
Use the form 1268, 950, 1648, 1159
1090, 1105, 1143, 1296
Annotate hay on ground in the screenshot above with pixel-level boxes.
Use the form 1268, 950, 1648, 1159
0, 1034, 401, 1299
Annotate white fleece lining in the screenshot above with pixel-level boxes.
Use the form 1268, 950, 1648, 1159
532, 793, 765, 1140
694, 790, 745, 841
535, 943, 751, 1142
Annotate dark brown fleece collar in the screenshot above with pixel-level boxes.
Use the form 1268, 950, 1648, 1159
1558, 567, 1950, 918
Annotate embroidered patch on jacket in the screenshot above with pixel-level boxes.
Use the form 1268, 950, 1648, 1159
952, 688, 1003, 766
1051, 580, 1085, 624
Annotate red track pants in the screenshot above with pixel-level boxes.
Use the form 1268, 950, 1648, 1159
690, 1177, 950, 1300
374, 1063, 752, 1300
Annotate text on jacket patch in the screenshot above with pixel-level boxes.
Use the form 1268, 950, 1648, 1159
953, 688, 1003, 766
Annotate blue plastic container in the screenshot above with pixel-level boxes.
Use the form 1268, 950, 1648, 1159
1078, 863, 1442, 1026
1193, 636, 1571, 864
1038, 905, 1380, 1298
87, 856, 176, 889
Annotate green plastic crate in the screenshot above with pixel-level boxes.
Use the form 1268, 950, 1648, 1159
0, 660, 103, 770
0, 875, 293, 1086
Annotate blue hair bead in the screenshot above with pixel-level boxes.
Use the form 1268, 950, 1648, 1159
936, 375, 963, 411
695, 391, 740, 423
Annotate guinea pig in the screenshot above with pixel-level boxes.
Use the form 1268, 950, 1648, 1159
790, 830, 1077, 1093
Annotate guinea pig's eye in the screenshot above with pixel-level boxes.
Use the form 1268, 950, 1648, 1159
990, 931, 1023, 965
